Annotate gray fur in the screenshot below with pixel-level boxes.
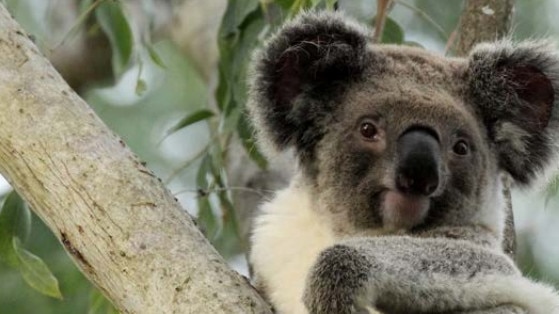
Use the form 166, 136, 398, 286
468, 40, 559, 185
248, 10, 559, 314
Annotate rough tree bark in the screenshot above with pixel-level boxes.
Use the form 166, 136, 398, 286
0, 4, 271, 314
454, 0, 514, 56
453, 0, 516, 257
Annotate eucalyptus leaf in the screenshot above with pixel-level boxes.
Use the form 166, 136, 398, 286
196, 155, 218, 240
311, 0, 322, 7
196, 154, 211, 189
165, 110, 214, 139
197, 196, 218, 241
373, 16, 405, 44
88, 287, 118, 314
204, 151, 243, 257
0, 191, 31, 267
147, 44, 166, 68
79, 0, 94, 12
237, 113, 267, 169
383, 17, 404, 44
0, 192, 60, 299
135, 78, 147, 96
275, 0, 295, 9
96, 0, 134, 77
13, 238, 63, 299
217, 9, 266, 117
287, 0, 314, 16
215, 60, 233, 112
324, 0, 337, 9
88, 288, 106, 314
217, 2, 264, 112
229, 12, 266, 108
213, 193, 242, 257
219, 0, 260, 37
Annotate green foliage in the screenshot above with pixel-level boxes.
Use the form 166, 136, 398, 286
83, 0, 166, 91
95, 0, 134, 77
196, 155, 219, 241
147, 44, 166, 68
237, 113, 267, 169
0, 191, 30, 267
0, 191, 61, 299
135, 78, 147, 96
219, 0, 260, 37
164, 109, 215, 141
275, 0, 337, 16
373, 16, 404, 44
88, 288, 118, 314
170, 0, 269, 256
12, 238, 62, 299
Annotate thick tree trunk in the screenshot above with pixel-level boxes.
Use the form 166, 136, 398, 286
0, 4, 271, 313
453, 0, 516, 258
454, 0, 514, 56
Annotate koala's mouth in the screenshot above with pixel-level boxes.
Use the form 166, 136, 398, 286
380, 190, 430, 231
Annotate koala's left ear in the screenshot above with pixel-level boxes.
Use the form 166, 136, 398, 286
247, 11, 370, 157
468, 41, 559, 185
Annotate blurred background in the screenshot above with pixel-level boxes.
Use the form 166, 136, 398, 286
1, 0, 559, 312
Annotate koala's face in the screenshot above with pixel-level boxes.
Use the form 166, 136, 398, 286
248, 12, 559, 236
315, 54, 495, 233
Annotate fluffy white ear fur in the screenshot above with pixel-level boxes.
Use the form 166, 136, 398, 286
250, 181, 335, 314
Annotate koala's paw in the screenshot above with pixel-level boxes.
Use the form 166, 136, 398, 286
303, 244, 376, 314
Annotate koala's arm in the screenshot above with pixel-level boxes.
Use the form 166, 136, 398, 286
303, 236, 559, 314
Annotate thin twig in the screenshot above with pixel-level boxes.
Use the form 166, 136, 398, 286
173, 186, 271, 198
164, 142, 211, 185
51, 0, 106, 51
444, 29, 458, 55
372, 0, 393, 43
394, 0, 448, 41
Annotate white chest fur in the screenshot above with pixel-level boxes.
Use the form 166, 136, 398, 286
250, 184, 335, 314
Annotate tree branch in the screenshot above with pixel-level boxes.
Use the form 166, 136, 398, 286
372, 0, 393, 43
453, 0, 514, 56
0, 4, 271, 313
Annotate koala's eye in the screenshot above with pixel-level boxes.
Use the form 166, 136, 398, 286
452, 140, 470, 156
360, 122, 379, 141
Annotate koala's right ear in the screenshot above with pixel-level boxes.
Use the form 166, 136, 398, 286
248, 11, 369, 155
468, 40, 559, 185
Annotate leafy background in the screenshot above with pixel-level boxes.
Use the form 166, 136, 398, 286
1, 0, 559, 312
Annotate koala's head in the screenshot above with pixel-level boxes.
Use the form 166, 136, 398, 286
248, 12, 559, 237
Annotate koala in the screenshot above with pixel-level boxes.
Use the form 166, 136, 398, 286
247, 11, 559, 314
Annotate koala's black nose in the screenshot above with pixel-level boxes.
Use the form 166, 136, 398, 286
395, 128, 441, 196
